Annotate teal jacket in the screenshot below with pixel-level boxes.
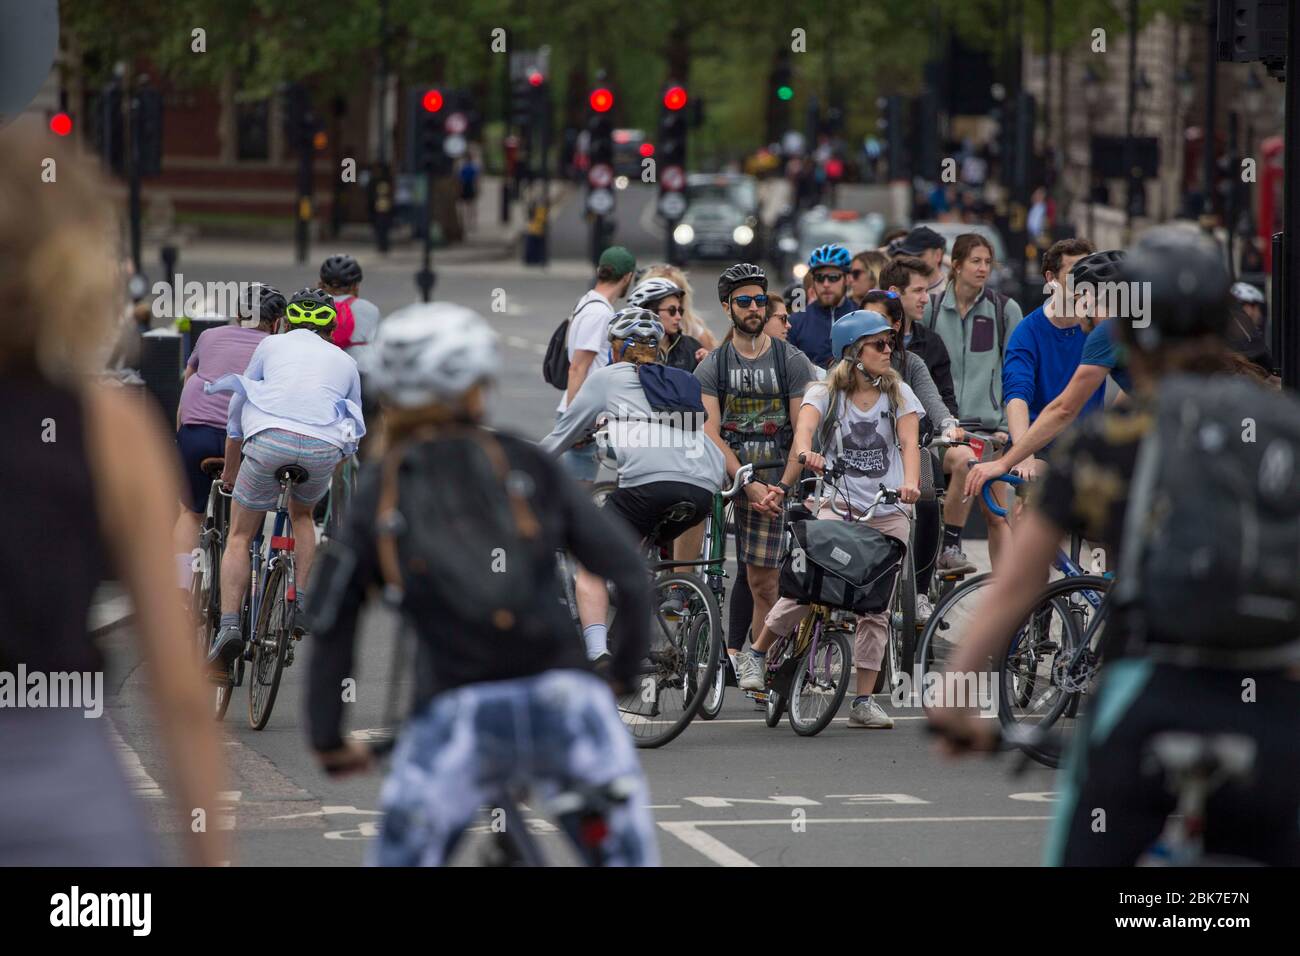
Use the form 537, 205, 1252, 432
922, 285, 1023, 430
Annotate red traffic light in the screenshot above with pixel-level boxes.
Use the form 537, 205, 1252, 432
528, 70, 544, 87
421, 89, 444, 113
589, 88, 614, 113
49, 112, 73, 136
663, 86, 688, 111
639, 142, 654, 158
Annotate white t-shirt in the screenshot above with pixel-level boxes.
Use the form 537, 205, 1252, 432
802, 381, 923, 517
557, 290, 615, 413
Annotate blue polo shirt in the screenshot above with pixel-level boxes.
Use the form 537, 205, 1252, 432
1080, 320, 1133, 394
787, 298, 859, 367
1002, 304, 1104, 424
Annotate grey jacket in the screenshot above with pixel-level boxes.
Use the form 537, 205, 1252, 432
898, 351, 954, 434
540, 362, 726, 492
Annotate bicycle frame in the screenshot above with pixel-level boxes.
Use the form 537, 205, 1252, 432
247, 479, 298, 654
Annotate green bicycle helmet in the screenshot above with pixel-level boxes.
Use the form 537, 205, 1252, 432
285, 288, 337, 328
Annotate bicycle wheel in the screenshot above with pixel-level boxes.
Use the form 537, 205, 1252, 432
591, 480, 618, 509
875, 552, 916, 695
788, 623, 851, 737
248, 565, 291, 730
696, 621, 727, 720
614, 572, 721, 748
915, 572, 993, 678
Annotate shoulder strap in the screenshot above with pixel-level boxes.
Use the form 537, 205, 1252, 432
773, 336, 790, 403
927, 290, 942, 331
994, 292, 1007, 355
716, 340, 731, 408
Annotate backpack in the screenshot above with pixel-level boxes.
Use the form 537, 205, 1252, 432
715, 337, 793, 451
543, 296, 606, 389
373, 427, 548, 637
331, 296, 357, 350
1114, 374, 1300, 665
637, 363, 705, 428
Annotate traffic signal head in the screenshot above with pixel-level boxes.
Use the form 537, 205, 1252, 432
589, 88, 614, 113
777, 85, 793, 101
663, 86, 687, 111
50, 112, 72, 136
422, 89, 444, 113
528, 70, 544, 88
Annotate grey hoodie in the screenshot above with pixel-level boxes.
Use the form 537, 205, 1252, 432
540, 362, 726, 493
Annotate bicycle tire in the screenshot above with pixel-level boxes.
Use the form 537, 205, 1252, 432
875, 550, 916, 694
591, 480, 618, 509
248, 565, 290, 730
615, 572, 721, 749
696, 624, 727, 720
788, 626, 852, 737
915, 571, 993, 676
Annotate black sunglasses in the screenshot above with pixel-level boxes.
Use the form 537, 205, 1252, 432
813, 272, 844, 284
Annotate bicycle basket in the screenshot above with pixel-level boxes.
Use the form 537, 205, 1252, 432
778, 519, 905, 614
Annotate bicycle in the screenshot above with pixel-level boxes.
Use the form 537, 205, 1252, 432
189, 456, 234, 719
915, 472, 1111, 767
211, 465, 306, 730
748, 460, 907, 737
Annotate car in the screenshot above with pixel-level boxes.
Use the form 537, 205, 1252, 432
789, 208, 886, 280
685, 173, 759, 219
672, 199, 759, 261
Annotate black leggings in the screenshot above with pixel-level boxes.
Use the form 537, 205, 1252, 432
727, 560, 753, 652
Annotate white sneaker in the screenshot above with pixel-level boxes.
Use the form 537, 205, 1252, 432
847, 696, 895, 729
916, 593, 934, 623
737, 653, 766, 691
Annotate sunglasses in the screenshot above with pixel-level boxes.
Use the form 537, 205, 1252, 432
813, 272, 844, 284
861, 336, 894, 354
769, 313, 791, 325
849, 268, 868, 279
659, 305, 684, 316
731, 294, 769, 309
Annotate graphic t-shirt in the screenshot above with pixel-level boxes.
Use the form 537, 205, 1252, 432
695, 339, 816, 466
801, 381, 923, 517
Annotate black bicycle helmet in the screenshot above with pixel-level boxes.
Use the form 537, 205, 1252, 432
1115, 226, 1231, 351
1069, 249, 1126, 287
239, 283, 286, 324
717, 262, 767, 303
320, 254, 363, 288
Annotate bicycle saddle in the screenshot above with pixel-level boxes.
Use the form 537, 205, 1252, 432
277, 464, 310, 485
200, 457, 225, 479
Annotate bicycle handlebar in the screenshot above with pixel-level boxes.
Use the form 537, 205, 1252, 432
980, 472, 1024, 518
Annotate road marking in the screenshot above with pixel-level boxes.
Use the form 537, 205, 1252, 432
503, 334, 547, 356
685, 795, 820, 808
658, 821, 759, 867
1009, 792, 1059, 802
106, 719, 163, 799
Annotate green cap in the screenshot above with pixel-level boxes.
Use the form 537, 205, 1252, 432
598, 245, 636, 277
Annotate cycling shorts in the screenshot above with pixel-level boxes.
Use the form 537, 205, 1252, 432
176, 423, 226, 512
606, 481, 713, 547
233, 428, 342, 511
372, 669, 658, 866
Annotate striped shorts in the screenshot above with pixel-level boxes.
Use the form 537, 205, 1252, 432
233, 428, 342, 511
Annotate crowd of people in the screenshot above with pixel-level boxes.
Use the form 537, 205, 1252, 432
2, 123, 1292, 869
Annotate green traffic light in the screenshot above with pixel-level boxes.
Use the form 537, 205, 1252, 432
777, 85, 793, 101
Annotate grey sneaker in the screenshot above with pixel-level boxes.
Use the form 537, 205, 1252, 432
848, 696, 895, 729
737, 652, 766, 691
916, 593, 934, 623
936, 546, 977, 576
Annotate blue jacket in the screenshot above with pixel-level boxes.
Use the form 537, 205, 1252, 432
1002, 304, 1104, 427
787, 298, 859, 367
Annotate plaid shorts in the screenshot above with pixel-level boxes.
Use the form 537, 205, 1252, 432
733, 496, 787, 569
233, 428, 343, 511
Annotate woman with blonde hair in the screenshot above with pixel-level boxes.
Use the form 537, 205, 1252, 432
0, 127, 225, 865
848, 249, 890, 305
735, 310, 922, 730
638, 263, 718, 352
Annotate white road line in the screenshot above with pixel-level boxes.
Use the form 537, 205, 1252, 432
503, 334, 548, 357
106, 719, 163, 799
658, 821, 759, 867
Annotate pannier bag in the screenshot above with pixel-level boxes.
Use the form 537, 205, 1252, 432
778, 518, 905, 615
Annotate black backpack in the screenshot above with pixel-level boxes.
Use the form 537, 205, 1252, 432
374, 427, 549, 637
1114, 374, 1300, 665
543, 297, 606, 389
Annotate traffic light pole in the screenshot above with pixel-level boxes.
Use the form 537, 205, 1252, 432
296, 136, 313, 265
417, 162, 437, 302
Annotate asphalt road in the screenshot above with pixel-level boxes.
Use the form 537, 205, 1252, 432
106, 223, 1056, 867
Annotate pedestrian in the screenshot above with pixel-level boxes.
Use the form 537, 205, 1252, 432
458, 150, 481, 234
0, 128, 226, 866
891, 226, 949, 295
848, 249, 889, 305
638, 262, 719, 350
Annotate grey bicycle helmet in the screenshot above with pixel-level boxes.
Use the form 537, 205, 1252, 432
1069, 249, 1126, 287
717, 262, 768, 302
608, 307, 665, 347
626, 276, 683, 311
1231, 281, 1265, 305
239, 283, 286, 324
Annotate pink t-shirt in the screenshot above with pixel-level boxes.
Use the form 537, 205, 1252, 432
180, 326, 269, 428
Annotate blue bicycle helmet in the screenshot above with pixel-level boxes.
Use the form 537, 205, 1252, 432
808, 243, 851, 271
830, 310, 892, 361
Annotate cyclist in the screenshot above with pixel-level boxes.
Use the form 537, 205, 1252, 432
203, 288, 365, 671
929, 227, 1300, 865
787, 244, 859, 367
738, 310, 922, 729
921, 233, 1024, 573
626, 276, 704, 373
892, 226, 948, 295
173, 283, 282, 602
638, 263, 719, 352
304, 303, 657, 866
964, 250, 1127, 498
1227, 280, 1271, 373
698, 263, 818, 670
541, 308, 725, 663
319, 254, 381, 365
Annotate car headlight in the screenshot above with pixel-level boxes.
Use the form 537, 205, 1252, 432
673, 223, 695, 245
732, 224, 754, 246
793, 263, 809, 280
614, 175, 629, 190
778, 236, 799, 253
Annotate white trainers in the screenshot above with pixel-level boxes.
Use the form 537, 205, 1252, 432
916, 593, 934, 623
847, 696, 895, 729
736, 652, 766, 691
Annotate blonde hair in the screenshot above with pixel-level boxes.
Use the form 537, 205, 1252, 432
639, 263, 718, 350
0, 127, 120, 381
824, 354, 906, 416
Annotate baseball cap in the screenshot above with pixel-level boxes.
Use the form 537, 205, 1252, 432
598, 246, 637, 278
896, 226, 946, 256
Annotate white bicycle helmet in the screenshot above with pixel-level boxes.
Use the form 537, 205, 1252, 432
608, 307, 665, 347
365, 302, 499, 408
1231, 281, 1265, 305
626, 276, 683, 311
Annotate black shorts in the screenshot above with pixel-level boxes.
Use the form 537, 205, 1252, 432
606, 482, 712, 547
1049, 659, 1300, 866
